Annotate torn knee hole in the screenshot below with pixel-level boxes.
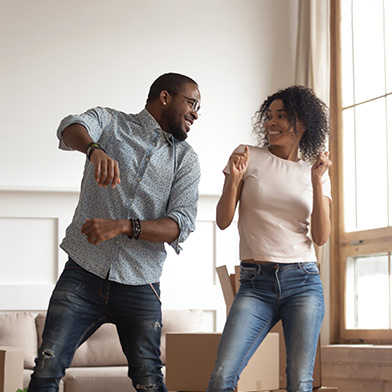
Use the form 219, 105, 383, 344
42, 348, 55, 359
153, 321, 161, 329
136, 383, 158, 390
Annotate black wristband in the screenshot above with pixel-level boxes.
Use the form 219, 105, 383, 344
86, 142, 105, 161
128, 219, 135, 239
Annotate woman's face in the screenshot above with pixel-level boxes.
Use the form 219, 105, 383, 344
264, 99, 304, 147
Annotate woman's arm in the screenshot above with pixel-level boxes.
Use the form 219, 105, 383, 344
311, 152, 332, 246
216, 146, 249, 230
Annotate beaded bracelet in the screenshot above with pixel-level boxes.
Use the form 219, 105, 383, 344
128, 218, 142, 240
133, 218, 141, 240
86, 142, 106, 161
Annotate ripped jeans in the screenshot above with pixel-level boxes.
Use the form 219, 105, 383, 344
28, 258, 166, 392
208, 262, 325, 392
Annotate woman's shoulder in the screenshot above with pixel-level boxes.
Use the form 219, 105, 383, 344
233, 144, 266, 155
247, 145, 269, 162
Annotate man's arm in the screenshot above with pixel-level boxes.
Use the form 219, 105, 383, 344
81, 217, 180, 246
62, 124, 120, 188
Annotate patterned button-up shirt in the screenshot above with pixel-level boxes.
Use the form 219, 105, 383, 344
57, 107, 200, 285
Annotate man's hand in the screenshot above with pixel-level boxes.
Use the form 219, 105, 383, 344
90, 149, 121, 188
81, 218, 129, 245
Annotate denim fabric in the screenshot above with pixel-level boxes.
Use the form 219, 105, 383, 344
208, 262, 325, 392
28, 259, 166, 392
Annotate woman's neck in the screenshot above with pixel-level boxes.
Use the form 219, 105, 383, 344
268, 145, 300, 162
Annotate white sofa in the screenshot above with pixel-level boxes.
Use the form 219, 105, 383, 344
0, 309, 203, 392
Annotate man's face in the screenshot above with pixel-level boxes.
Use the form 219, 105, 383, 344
162, 83, 201, 141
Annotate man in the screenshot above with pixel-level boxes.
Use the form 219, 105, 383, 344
28, 73, 201, 392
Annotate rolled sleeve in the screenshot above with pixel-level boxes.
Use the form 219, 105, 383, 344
166, 152, 200, 254
57, 107, 112, 150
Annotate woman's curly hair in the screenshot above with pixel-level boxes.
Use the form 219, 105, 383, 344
253, 85, 330, 163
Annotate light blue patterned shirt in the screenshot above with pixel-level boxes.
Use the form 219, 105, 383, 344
57, 107, 200, 285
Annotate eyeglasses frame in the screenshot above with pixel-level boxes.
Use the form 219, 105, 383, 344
166, 90, 201, 114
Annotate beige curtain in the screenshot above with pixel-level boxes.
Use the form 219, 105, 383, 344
294, 0, 332, 343
295, 0, 331, 104
295, 0, 331, 266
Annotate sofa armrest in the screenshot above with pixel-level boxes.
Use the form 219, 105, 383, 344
0, 346, 24, 392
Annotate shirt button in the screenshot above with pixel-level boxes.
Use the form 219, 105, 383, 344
137, 177, 141, 181
116, 240, 120, 245
129, 198, 133, 202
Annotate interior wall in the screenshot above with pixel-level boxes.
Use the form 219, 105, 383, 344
0, 0, 302, 331
0, 0, 298, 194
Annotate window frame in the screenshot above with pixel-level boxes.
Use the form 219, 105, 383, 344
330, 0, 392, 344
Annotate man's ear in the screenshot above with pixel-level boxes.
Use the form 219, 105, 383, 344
160, 90, 171, 106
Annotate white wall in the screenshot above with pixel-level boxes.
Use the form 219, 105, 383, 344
0, 0, 298, 194
0, 0, 300, 330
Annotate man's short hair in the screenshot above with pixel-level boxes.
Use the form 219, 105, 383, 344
146, 73, 198, 103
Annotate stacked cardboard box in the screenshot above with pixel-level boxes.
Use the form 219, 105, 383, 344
0, 346, 24, 392
165, 332, 279, 391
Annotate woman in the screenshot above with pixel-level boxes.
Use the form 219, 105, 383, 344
208, 85, 332, 392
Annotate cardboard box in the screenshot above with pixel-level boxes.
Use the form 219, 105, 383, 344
270, 388, 337, 392
216, 265, 322, 389
0, 346, 24, 392
165, 332, 279, 391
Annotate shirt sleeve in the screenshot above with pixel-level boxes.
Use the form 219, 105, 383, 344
166, 147, 201, 254
57, 107, 114, 150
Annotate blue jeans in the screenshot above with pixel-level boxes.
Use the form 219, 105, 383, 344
28, 258, 166, 392
208, 262, 325, 392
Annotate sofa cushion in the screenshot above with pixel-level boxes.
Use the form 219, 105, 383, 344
0, 312, 37, 369
63, 367, 134, 392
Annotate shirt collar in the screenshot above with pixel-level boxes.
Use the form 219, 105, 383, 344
138, 108, 174, 145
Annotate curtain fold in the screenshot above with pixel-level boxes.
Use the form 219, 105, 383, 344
294, 0, 332, 344
295, 0, 331, 267
295, 0, 331, 105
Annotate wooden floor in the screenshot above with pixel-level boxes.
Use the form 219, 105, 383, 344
321, 345, 392, 392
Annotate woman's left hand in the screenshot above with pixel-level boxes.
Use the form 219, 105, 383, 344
311, 152, 332, 183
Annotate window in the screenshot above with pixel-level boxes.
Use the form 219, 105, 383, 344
330, 0, 392, 343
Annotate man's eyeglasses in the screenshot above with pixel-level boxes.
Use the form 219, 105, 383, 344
167, 90, 201, 114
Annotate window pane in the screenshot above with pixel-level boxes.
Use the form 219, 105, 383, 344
341, 0, 354, 108
342, 108, 357, 231
352, 0, 385, 103
389, 96, 392, 226
385, 0, 392, 92
346, 254, 390, 329
355, 99, 388, 230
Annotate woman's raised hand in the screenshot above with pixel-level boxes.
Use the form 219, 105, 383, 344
229, 145, 249, 179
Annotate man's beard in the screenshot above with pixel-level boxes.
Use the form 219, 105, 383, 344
169, 120, 188, 142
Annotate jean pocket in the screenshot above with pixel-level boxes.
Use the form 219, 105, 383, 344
299, 262, 320, 275
239, 266, 257, 283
